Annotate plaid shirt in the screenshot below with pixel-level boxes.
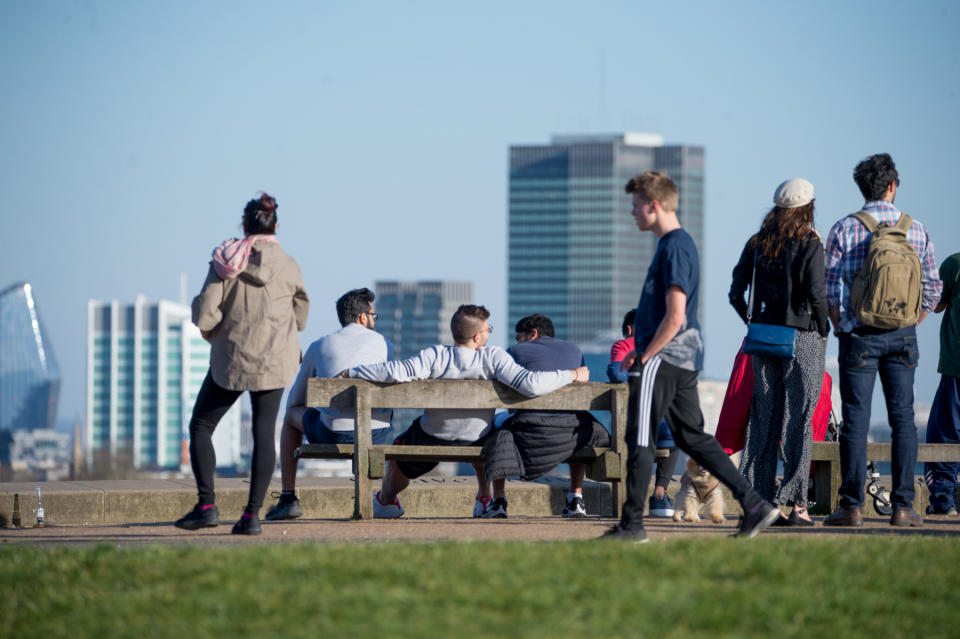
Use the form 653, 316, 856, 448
824, 200, 942, 333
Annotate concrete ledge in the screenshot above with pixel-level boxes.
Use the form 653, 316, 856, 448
0, 475, 933, 527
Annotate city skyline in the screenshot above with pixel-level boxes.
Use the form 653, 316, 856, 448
508, 133, 703, 344
1, 3, 957, 424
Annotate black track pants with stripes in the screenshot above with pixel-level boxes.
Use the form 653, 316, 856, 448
620, 356, 764, 529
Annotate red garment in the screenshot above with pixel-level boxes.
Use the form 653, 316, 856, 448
610, 336, 635, 363
715, 342, 753, 455
714, 340, 832, 455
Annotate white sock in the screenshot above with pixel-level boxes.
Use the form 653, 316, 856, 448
567, 491, 582, 503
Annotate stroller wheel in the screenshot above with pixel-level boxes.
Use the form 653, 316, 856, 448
874, 493, 893, 516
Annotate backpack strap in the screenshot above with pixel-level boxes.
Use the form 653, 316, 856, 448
894, 212, 913, 232
851, 210, 879, 233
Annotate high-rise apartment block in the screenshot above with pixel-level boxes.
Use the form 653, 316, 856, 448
508, 133, 704, 344
86, 296, 241, 470
0, 283, 60, 435
374, 281, 474, 358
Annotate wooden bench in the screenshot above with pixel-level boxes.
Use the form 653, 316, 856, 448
811, 441, 960, 512
296, 378, 630, 519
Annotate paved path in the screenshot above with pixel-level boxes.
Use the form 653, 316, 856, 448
3, 513, 959, 547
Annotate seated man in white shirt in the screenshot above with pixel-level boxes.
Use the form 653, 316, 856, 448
341, 304, 589, 518
265, 288, 394, 521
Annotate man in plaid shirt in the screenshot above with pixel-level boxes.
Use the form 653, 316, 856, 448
823, 153, 943, 528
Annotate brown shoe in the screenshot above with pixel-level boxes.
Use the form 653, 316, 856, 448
890, 507, 923, 527
823, 505, 863, 527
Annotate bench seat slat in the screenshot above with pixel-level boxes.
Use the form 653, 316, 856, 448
297, 443, 615, 463
811, 442, 960, 463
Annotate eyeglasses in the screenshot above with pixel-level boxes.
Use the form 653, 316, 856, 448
363, 312, 379, 320
476, 324, 493, 336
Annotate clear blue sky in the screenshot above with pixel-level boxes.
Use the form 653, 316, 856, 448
2, 1, 958, 423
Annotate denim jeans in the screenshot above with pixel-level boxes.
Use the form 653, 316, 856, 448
924, 374, 960, 511
837, 325, 919, 509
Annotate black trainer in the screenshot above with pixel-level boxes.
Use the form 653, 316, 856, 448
232, 514, 262, 536
482, 497, 508, 519
734, 501, 781, 538
265, 496, 303, 521
174, 504, 219, 530
600, 524, 648, 543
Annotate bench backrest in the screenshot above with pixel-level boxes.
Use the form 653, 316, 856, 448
305, 378, 629, 520
306, 378, 625, 412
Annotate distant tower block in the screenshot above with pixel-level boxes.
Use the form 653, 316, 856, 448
86, 296, 241, 471
0, 283, 61, 434
374, 281, 474, 358
508, 133, 704, 344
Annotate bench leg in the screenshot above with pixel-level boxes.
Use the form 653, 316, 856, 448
829, 460, 841, 513
610, 481, 622, 520
353, 387, 373, 520
813, 460, 841, 514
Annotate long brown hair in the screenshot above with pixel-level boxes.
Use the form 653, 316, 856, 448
748, 201, 815, 259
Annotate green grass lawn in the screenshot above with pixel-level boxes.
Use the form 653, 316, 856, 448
2, 537, 957, 638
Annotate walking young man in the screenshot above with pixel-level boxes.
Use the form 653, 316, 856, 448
823, 153, 942, 527
603, 171, 779, 542
609, 308, 680, 518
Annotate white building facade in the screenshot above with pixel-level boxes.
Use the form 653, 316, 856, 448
86, 297, 241, 470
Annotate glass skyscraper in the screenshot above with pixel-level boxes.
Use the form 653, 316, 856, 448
374, 281, 474, 358
508, 133, 704, 344
86, 296, 241, 470
0, 282, 61, 434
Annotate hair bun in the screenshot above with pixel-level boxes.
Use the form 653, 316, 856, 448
257, 192, 277, 212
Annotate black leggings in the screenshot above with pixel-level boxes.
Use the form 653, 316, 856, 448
189, 372, 284, 513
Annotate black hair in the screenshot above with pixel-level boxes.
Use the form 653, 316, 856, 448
514, 313, 555, 338
621, 309, 637, 337
242, 192, 278, 235
336, 288, 375, 327
853, 153, 899, 202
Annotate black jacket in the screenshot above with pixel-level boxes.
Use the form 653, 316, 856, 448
728, 231, 830, 337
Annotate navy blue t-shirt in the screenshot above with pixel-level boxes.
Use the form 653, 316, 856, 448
507, 335, 585, 371
633, 228, 704, 371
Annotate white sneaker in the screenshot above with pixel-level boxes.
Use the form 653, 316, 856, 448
373, 491, 404, 518
562, 495, 587, 518
473, 494, 493, 518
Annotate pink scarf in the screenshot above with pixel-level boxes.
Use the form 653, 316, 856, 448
211, 234, 279, 279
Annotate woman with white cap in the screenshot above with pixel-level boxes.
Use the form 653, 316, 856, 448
728, 178, 829, 526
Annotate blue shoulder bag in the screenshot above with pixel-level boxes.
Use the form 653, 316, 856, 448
742, 250, 797, 359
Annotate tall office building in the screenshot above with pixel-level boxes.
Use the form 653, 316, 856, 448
86, 296, 241, 470
0, 282, 61, 434
374, 281, 474, 358
508, 133, 704, 344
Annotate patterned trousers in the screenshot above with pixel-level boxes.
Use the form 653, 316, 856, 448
739, 330, 825, 507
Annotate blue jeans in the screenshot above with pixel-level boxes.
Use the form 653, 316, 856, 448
302, 408, 394, 445
924, 374, 960, 511
837, 325, 919, 509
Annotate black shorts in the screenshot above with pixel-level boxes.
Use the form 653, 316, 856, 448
393, 417, 485, 480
